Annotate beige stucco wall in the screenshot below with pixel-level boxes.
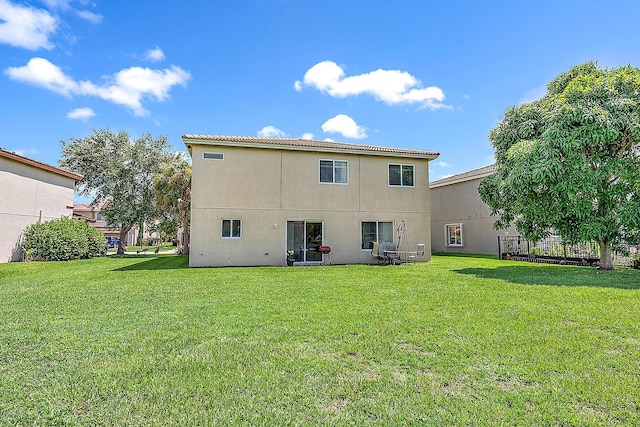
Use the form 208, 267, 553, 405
430, 177, 515, 255
189, 144, 432, 267
0, 156, 76, 262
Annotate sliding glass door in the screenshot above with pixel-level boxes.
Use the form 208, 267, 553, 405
287, 221, 323, 263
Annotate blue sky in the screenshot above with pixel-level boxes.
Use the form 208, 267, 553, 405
2, 0, 640, 190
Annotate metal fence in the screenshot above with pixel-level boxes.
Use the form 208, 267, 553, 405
498, 235, 640, 268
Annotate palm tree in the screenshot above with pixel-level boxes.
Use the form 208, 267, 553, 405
154, 154, 191, 255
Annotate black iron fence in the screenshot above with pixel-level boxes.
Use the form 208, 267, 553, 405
498, 235, 640, 268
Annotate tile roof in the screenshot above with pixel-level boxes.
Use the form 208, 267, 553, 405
182, 134, 439, 159
73, 202, 108, 210
430, 164, 496, 188
0, 147, 82, 180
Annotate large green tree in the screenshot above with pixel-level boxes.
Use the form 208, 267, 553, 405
479, 62, 640, 269
153, 153, 191, 254
60, 129, 171, 254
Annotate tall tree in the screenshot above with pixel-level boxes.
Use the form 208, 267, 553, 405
60, 129, 171, 254
479, 62, 640, 269
153, 153, 191, 254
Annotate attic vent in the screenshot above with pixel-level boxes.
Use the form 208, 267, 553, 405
203, 152, 224, 160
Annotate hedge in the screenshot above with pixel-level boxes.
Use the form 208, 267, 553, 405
22, 217, 105, 261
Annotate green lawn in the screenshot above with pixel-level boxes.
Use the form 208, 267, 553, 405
106, 243, 176, 254
1, 255, 639, 425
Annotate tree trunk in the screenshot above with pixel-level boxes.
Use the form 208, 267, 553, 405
181, 214, 190, 255
598, 240, 614, 270
137, 221, 144, 247
117, 225, 132, 255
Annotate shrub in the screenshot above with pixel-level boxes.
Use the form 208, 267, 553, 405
22, 217, 105, 261
529, 246, 542, 257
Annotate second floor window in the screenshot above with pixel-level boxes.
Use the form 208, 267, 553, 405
320, 160, 348, 184
389, 164, 415, 187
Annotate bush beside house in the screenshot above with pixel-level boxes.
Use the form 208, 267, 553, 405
22, 217, 105, 261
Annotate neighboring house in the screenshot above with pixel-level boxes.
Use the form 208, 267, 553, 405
72, 203, 138, 247
0, 148, 81, 262
183, 135, 439, 267
430, 164, 516, 255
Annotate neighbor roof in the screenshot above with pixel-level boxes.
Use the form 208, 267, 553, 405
429, 164, 496, 188
0, 148, 82, 180
73, 202, 107, 211
182, 134, 439, 159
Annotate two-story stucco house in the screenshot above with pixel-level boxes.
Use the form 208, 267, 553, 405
183, 135, 439, 267
72, 203, 139, 247
430, 164, 515, 255
0, 148, 82, 262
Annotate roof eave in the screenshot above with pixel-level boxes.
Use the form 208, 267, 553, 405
183, 136, 439, 160
0, 149, 83, 180
429, 165, 496, 188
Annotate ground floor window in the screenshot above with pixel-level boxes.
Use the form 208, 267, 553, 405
361, 221, 393, 250
222, 219, 241, 239
445, 223, 463, 246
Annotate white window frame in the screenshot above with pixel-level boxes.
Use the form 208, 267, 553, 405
361, 221, 394, 250
445, 223, 463, 247
319, 159, 349, 185
388, 163, 415, 187
221, 219, 242, 239
203, 152, 224, 160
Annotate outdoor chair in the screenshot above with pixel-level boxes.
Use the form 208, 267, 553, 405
371, 242, 385, 264
407, 243, 425, 264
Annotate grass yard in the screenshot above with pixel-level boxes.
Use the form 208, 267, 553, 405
1, 255, 639, 425
106, 243, 176, 254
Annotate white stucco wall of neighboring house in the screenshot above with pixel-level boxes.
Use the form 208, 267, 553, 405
430, 164, 516, 256
184, 135, 439, 267
0, 150, 81, 262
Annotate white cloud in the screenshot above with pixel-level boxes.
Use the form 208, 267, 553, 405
40, 0, 102, 24
5, 57, 78, 95
300, 132, 314, 140
95, 65, 191, 115
321, 114, 366, 139
144, 46, 165, 62
76, 10, 102, 24
323, 138, 334, 142
295, 60, 448, 109
257, 126, 286, 138
5, 57, 191, 116
0, 0, 58, 50
66, 107, 94, 120
436, 161, 450, 168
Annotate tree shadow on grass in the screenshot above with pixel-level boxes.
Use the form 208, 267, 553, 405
453, 264, 640, 290
112, 255, 189, 271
